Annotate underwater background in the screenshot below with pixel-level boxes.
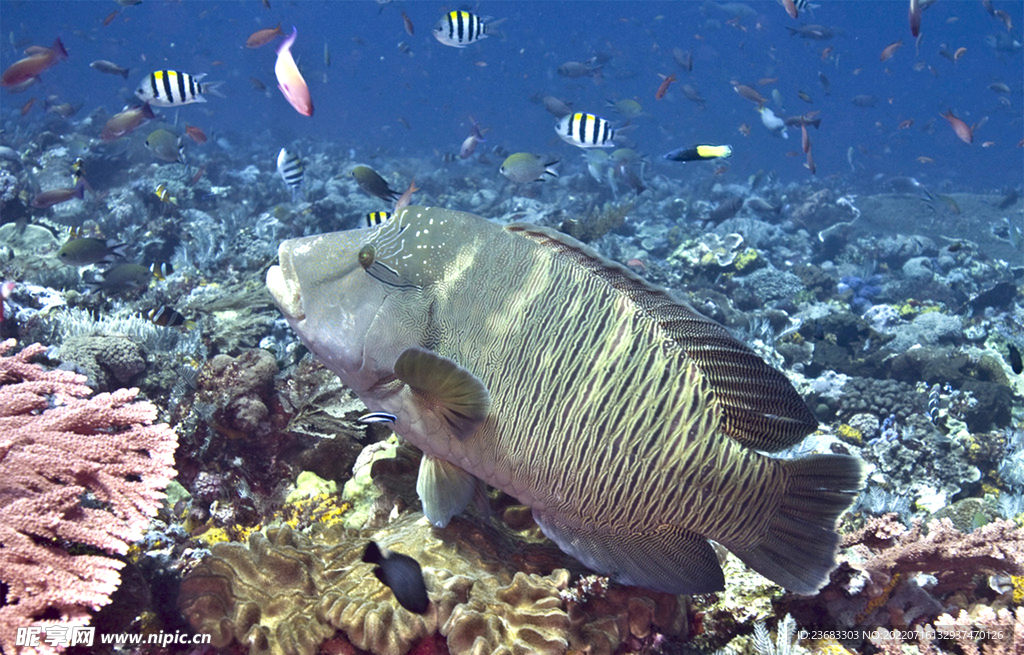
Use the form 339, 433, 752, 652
1, 1, 1023, 654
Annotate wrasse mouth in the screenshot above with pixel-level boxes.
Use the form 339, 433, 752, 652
266, 252, 304, 321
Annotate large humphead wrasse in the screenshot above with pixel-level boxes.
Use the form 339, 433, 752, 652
266, 206, 864, 595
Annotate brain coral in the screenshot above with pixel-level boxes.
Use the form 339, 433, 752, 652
179, 512, 688, 655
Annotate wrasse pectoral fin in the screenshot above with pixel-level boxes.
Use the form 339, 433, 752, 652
394, 347, 491, 440
416, 454, 479, 527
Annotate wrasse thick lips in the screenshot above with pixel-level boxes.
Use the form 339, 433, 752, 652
266, 263, 304, 321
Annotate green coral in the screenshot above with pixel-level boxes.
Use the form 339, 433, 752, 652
835, 423, 863, 445
341, 436, 401, 529
732, 247, 760, 272
286, 471, 337, 504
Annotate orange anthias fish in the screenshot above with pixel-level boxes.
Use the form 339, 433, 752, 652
275, 26, 313, 116
879, 40, 903, 61
940, 109, 973, 144
184, 123, 207, 144
393, 179, 420, 212
246, 23, 284, 48
655, 73, 677, 100
1, 38, 68, 87
733, 83, 767, 107
101, 103, 155, 141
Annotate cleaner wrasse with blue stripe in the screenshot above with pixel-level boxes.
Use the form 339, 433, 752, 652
266, 206, 864, 595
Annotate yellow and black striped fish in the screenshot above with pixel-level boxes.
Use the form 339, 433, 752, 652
135, 70, 223, 107
145, 305, 194, 329
154, 183, 177, 205
71, 157, 85, 183
433, 11, 491, 47
365, 211, 392, 228
150, 261, 174, 281
555, 112, 616, 148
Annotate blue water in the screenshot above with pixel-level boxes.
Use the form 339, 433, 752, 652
3, 0, 1022, 189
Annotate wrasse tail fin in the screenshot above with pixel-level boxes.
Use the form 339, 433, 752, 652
729, 454, 865, 594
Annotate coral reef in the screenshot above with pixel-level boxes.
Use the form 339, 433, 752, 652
178, 512, 689, 655
0, 340, 177, 654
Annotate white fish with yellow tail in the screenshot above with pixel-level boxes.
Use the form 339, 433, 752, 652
266, 206, 864, 596
275, 26, 313, 116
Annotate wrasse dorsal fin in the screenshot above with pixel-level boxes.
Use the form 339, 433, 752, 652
416, 454, 479, 527
394, 347, 491, 440
505, 222, 818, 451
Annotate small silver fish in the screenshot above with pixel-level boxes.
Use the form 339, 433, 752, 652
90, 59, 130, 78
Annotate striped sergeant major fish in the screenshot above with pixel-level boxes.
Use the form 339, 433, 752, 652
366, 211, 392, 228
555, 112, 616, 148
266, 205, 865, 596
433, 10, 492, 47
276, 148, 303, 200
135, 70, 224, 107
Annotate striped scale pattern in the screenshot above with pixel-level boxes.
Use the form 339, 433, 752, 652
421, 222, 796, 548
506, 224, 818, 451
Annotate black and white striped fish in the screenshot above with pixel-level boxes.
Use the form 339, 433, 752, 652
276, 148, 303, 199
555, 112, 616, 148
135, 71, 223, 107
433, 11, 491, 47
